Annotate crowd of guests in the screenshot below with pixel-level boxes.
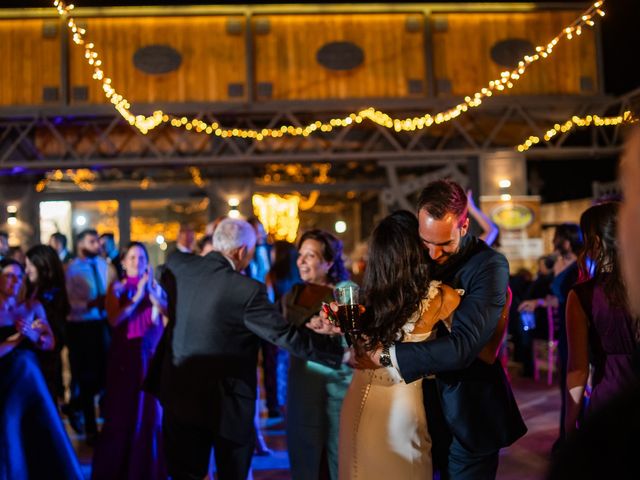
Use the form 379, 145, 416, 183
0, 218, 314, 479
0, 127, 639, 480
507, 200, 640, 456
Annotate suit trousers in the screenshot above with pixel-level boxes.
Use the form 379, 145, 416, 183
260, 339, 280, 415
162, 410, 254, 480
423, 379, 452, 477
65, 320, 109, 435
447, 436, 499, 480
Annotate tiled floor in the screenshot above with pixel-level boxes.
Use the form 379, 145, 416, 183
70, 376, 560, 479
497, 377, 560, 480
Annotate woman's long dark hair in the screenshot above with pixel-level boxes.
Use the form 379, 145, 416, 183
270, 241, 297, 280
25, 245, 70, 317
297, 230, 348, 285
361, 210, 430, 349
578, 202, 627, 308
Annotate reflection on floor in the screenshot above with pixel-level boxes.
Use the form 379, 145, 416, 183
69, 376, 560, 480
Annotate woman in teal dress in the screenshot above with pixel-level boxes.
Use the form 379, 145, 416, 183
283, 230, 351, 480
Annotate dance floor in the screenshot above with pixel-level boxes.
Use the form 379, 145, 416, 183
70, 375, 560, 479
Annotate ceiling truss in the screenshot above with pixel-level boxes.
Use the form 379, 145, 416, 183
0, 90, 636, 175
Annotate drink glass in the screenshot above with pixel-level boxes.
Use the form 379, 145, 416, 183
333, 282, 360, 345
520, 310, 536, 332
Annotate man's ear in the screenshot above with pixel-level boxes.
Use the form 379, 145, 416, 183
460, 217, 470, 236
237, 245, 248, 260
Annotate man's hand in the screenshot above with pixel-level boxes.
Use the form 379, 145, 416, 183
351, 346, 383, 370
518, 299, 541, 312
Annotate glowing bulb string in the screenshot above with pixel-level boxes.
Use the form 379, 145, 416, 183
54, 0, 606, 139
33, 110, 635, 193
516, 110, 636, 152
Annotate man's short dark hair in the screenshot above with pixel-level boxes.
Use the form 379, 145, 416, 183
417, 179, 468, 223
99, 232, 115, 242
77, 229, 98, 242
50, 232, 67, 249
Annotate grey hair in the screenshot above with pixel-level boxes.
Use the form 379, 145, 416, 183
212, 218, 257, 253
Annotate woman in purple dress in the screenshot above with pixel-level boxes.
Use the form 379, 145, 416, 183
565, 202, 640, 436
91, 242, 168, 480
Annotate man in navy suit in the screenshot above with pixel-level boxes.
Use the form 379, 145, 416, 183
355, 179, 526, 479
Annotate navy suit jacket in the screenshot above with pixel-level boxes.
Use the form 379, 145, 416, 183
154, 251, 343, 444
395, 236, 527, 454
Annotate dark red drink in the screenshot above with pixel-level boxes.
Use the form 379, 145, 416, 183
337, 304, 360, 344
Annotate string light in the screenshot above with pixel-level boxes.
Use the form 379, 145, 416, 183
188, 166, 205, 188
53, 1, 608, 140
35, 168, 97, 191
252, 194, 301, 243
516, 111, 636, 152
32, 111, 635, 190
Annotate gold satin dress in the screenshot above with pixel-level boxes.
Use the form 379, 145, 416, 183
338, 281, 461, 480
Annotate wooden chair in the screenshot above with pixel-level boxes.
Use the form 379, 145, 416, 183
533, 305, 559, 386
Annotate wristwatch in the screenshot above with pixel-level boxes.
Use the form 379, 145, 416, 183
379, 345, 392, 368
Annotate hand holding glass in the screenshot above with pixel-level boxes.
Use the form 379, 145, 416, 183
333, 283, 361, 345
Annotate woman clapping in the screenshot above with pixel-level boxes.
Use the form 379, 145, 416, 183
0, 258, 82, 479
91, 242, 168, 480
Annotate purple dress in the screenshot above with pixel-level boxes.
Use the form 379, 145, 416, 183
573, 277, 639, 415
91, 277, 166, 480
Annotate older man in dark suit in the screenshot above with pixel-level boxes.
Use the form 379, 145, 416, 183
156, 218, 345, 480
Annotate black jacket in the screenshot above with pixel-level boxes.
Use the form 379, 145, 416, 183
155, 251, 343, 443
395, 236, 527, 454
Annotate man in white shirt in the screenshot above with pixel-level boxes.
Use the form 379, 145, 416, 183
0, 231, 9, 260
175, 223, 195, 254
99, 232, 123, 279
65, 228, 114, 445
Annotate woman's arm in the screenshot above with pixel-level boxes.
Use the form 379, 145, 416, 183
411, 285, 461, 335
106, 275, 146, 327
16, 301, 55, 351
467, 190, 499, 246
565, 290, 590, 436
0, 334, 22, 357
519, 295, 559, 312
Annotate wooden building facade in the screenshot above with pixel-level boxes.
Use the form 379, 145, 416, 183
0, 4, 602, 108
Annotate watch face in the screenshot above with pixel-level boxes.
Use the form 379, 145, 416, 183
380, 353, 392, 367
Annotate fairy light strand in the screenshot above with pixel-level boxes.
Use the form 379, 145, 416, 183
54, 0, 606, 139
34, 111, 633, 193
35, 168, 96, 192
516, 110, 635, 152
